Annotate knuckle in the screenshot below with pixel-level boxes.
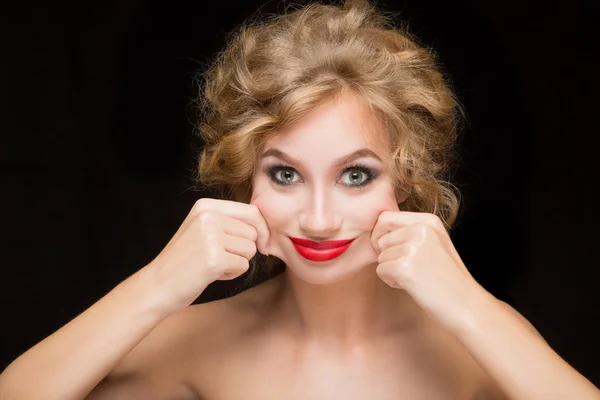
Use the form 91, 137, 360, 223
204, 253, 222, 272
193, 198, 210, 212
248, 203, 260, 215
235, 257, 250, 272
376, 235, 387, 251
378, 210, 392, 223
395, 258, 413, 275
248, 226, 259, 242
244, 203, 261, 221
244, 240, 257, 259
196, 211, 220, 228
377, 258, 401, 277
376, 259, 391, 272
427, 214, 444, 229
414, 223, 431, 237
203, 246, 224, 274
406, 243, 419, 257
375, 262, 386, 275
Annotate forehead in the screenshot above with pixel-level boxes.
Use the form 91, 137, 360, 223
264, 93, 389, 156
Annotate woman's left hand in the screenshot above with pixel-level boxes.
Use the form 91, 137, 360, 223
371, 210, 490, 332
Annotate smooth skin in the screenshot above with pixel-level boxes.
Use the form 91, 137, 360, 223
1, 94, 598, 400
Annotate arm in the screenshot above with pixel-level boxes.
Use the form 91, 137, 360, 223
0, 268, 178, 400
371, 211, 598, 399
0, 199, 268, 400
455, 289, 600, 400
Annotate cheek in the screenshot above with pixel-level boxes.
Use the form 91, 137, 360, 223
346, 187, 400, 230
250, 179, 303, 236
251, 194, 288, 227
251, 191, 305, 259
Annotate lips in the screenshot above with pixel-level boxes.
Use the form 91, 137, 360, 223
289, 237, 355, 262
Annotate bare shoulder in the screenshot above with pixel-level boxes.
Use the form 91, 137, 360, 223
90, 276, 281, 399
85, 301, 216, 399
87, 279, 277, 400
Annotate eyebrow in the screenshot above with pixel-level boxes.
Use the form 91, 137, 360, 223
260, 148, 383, 167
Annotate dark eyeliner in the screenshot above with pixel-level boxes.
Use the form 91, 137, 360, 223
339, 164, 379, 188
264, 163, 379, 188
266, 164, 300, 186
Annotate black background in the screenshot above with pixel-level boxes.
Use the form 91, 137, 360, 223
2, 0, 599, 387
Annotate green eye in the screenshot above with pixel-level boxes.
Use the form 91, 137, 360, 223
275, 169, 299, 184
338, 166, 376, 187
341, 169, 368, 186
268, 166, 302, 185
266, 164, 378, 188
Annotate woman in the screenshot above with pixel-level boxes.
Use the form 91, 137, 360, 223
1, 1, 598, 399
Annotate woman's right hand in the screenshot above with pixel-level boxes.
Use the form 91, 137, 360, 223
143, 198, 270, 313
0, 197, 270, 400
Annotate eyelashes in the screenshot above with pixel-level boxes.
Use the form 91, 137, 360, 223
265, 163, 380, 188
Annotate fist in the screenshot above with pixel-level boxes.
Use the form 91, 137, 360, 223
145, 198, 270, 312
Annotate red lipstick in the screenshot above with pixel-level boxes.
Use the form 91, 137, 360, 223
289, 237, 355, 262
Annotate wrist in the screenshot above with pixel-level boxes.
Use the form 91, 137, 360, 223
448, 280, 500, 338
124, 267, 183, 320
135, 263, 211, 316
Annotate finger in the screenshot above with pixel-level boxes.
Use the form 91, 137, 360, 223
376, 259, 405, 289
223, 203, 270, 255
240, 205, 270, 256
377, 243, 413, 264
383, 213, 466, 274
217, 252, 250, 281
371, 210, 421, 253
221, 234, 257, 260
376, 227, 412, 253
371, 211, 453, 255
196, 199, 270, 255
372, 211, 447, 248
221, 215, 258, 243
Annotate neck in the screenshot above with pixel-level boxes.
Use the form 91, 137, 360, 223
277, 263, 419, 344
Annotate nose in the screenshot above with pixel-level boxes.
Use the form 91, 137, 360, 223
298, 186, 342, 239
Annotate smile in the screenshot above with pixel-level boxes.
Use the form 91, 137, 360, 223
289, 237, 355, 262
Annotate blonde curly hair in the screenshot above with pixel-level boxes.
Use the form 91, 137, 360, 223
196, 0, 463, 230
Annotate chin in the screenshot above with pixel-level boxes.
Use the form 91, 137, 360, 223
282, 255, 377, 285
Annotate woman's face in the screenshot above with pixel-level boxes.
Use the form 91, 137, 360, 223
251, 94, 401, 284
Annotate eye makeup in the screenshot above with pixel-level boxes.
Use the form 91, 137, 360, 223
264, 163, 380, 188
